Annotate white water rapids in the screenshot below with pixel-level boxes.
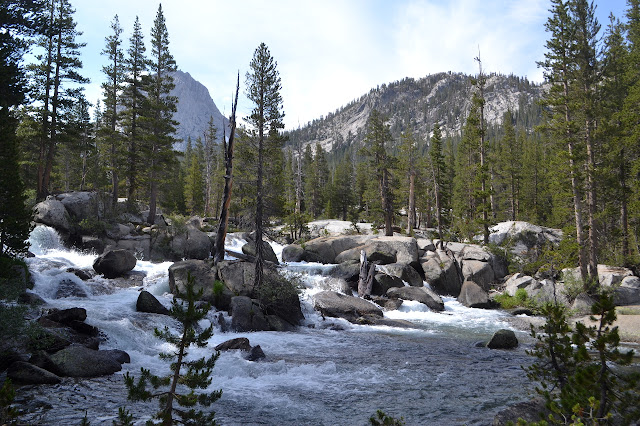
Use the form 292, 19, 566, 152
15, 226, 535, 425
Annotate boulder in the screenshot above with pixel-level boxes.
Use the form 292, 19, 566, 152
315, 277, 352, 294
335, 241, 397, 265
282, 244, 305, 262
572, 293, 596, 315
372, 273, 405, 296
55, 279, 88, 298
379, 263, 423, 287
373, 236, 419, 265
230, 296, 270, 332
461, 260, 495, 291
504, 274, 537, 297
458, 280, 491, 308
416, 238, 435, 253
302, 235, 372, 264
44, 307, 87, 324
93, 249, 137, 278
57, 191, 103, 220
493, 398, 549, 425
256, 272, 304, 326
29, 351, 64, 376
114, 235, 151, 260
215, 337, 252, 352
245, 345, 266, 361
614, 276, 640, 306
177, 225, 212, 260
330, 261, 361, 282
50, 344, 122, 377
242, 240, 279, 264
102, 349, 130, 364
598, 265, 633, 287
168, 260, 221, 306
217, 260, 256, 297
387, 286, 444, 312
7, 361, 62, 384
313, 291, 383, 323
489, 221, 563, 257
421, 252, 462, 297
136, 291, 170, 315
33, 197, 71, 231
487, 329, 518, 349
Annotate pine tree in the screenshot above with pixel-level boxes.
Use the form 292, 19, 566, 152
29, 0, 88, 200
245, 42, 285, 289
398, 129, 419, 234
428, 122, 447, 238
124, 274, 222, 425
183, 138, 204, 215
0, 0, 43, 257
361, 109, 395, 236
99, 14, 126, 208
121, 16, 147, 209
202, 117, 218, 217
496, 110, 522, 221
142, 4, 178, 224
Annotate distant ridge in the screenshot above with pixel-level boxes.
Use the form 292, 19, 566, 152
170, 69, 229, 151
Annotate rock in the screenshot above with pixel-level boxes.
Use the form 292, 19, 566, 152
67, 268, 92, 281
45, 307, 87, 324
29, 351, 64, 376
493, 398, 549, 425
378, 263, 423, 287
489, 221, 563, 256
303, 235, 372, 264
55, 279, 87, 298
67, 320, 99, 337
458, 280, 491, 308
330, 261, 361, 282
114, 235, 151, 261
598, 265, 633, 287
267, 315, 297, 332
56, 191, 103, 220
242, 240, 279, 264
421, 252, 462, 297
245, 345, 266, 361
173, 225, 212, 260
230, 296, 270, 332
17, 291, 46, 305
50, 344, 123, 377
387, 286, 445, 311
416, 238, 435, 252
504, 273, 536, 297
460, 245, 492, 262
93, 249, 137, 278
316, 277, 352, 294
168, 260, 221, 306
215, 337, 252, 352
372, 273, 404, 295
0, 342, 28, 372
614, 276, 640, 305
313, 291, 383, 323
572, 293, 596, 315
81, 235, 105, 253
101, 349, 130, 364
105, 223, 132, 240
217, 260, 256, 298
7, 361, 62, 385
136, 291, 170, 315
256, 272, 304, 326
282, 244, 305, 262
461, 259, 495, 291
33, 196, 71, 231
487, 329, 518, 349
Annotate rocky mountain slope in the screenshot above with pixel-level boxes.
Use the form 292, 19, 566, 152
286, 72, 544, 156
170, 70, 228, 151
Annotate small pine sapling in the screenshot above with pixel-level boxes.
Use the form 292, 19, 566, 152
123, 273, 221, 425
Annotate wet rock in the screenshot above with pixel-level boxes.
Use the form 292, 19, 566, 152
215, 337, 252, 352
55, 279, 87, 298
33, 196, 70, 231
372, 273, 404, 295
458, 280, 491, 309
245, 345, 266, 361
93, 249, 137, 278
242, 240, 279, 264
67, 268, 92, 281
7, 361, 62, 385
313, 291, 383, 323
230, 296, 270, 332
387, 286, 444, 312
421, 252, 461, 297
379, 263, 423, 287
50, 344, 122, 377
136, 290, 170, 315
282, 244, 304, 262
330, 260, 360, 282
45, 307, 87, 324
493, 398, 549, 425
103, 349, 130, 364
17, 291, 46, 305
487, 329, 518, 349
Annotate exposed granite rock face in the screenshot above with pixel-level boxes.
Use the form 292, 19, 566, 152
170, 70, 228, 152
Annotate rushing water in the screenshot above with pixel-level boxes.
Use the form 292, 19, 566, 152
15, 226, 535, 425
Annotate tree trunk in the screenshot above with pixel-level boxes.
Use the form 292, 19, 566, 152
214, 74, 239, 264
407, 173, 415, 234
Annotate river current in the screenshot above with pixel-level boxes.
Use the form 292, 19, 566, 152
15, 226, 535, 425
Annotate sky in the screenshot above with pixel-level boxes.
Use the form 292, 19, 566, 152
71, 0, 628, 130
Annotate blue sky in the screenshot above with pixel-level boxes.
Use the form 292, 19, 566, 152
71, 0, 628, 130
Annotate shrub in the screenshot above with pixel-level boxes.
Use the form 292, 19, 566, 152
123, 273, 221, 425
369, 409, 405, 426
494, 288, 536, 311
0, 256, 31, 300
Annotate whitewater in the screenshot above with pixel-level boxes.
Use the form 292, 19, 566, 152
15, 225, 534, 425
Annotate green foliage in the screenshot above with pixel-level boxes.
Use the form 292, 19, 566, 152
524, 293, 639, 424
0, 256, 31, 300
123, 273, 221, 425
369, 409, 405, 426
0, 379, 18, 425
113, 407, 134, 426
255, 272, 301, 320
494, 288, 537, 311
77, 217, 108, 236
80, 411, 90, 425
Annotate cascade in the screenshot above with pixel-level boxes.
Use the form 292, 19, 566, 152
15, 226, 533, 425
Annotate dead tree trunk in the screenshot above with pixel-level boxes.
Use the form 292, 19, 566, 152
358, 250, 375, 298
214, 73, 239, 264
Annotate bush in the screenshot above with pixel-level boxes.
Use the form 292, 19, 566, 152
494, 288, 536, 311
255, 272, 302, 324
369, 410, 405, 426
0, 256, 30, 301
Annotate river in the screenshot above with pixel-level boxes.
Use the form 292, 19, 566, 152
15, 225, 534, 425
